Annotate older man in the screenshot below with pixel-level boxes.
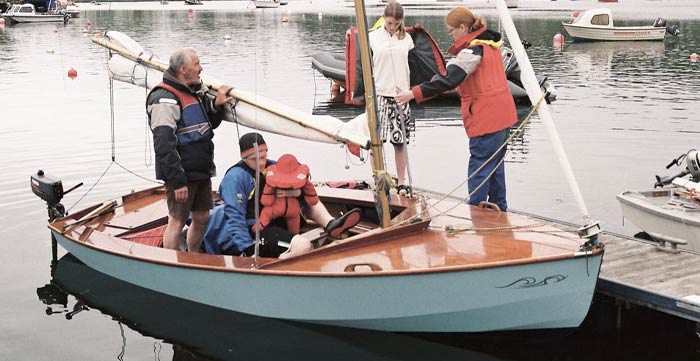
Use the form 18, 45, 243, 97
146, 48, 234, 252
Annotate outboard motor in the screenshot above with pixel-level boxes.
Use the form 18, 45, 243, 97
501, 47, 518, 77
686, 150, 700, 181
653, 17, 680, 36
654, 150, 700, 187
31, 170, 82, 222
653, 17, 666, 28
500, 46, 556, 104
666, 25, 680, 36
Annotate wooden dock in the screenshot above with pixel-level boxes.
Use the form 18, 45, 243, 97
596, 230, 700, 323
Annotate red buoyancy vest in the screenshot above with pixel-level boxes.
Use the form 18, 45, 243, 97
448, 28, 517, 138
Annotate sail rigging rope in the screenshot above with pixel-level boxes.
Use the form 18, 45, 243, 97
66, 50, 162, 214
362, 93, 546, 235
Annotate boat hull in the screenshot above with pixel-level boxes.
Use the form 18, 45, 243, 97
253, 0, 279, 8
2, 14, 67, 23
53, 230, 602, 332
562, 24, 666, 41
617, 189, 700, 252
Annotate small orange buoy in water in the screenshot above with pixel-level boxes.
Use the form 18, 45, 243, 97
0, 18, 5, 25
53, 28, 58, 33
187, 8, 193, 13
691, 53, 699, 62
67, 68, 78, 79
571, 10, 580, 19
86, 20, 92, 26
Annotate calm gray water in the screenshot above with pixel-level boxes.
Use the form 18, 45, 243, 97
1, 1, 699, 359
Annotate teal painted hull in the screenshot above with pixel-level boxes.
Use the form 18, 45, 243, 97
54, 231, 602, 332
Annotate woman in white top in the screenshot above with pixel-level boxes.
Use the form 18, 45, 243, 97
369, 2, 415, 195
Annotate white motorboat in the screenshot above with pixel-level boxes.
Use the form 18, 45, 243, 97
617, 150, 700, 253
252, 0, 279, 8
561, 8, 679, 42
1, 3, 68, 24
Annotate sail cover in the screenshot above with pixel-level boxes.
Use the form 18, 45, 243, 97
98, 31, 371, 148
345, 24, 446, 105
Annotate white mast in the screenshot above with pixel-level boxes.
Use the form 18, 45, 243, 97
493, 0, 600, 239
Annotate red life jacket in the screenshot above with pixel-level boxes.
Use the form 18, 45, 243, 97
448, 28, 517, 138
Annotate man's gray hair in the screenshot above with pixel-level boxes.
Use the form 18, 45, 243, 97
167, 48, 198, 75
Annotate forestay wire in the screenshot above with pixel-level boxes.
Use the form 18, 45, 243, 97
67, 52, 162, 214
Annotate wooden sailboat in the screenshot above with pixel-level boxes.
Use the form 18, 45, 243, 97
35, 0, 604, 333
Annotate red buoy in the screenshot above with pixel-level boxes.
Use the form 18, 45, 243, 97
187, 8, 193, 13
0, 18, 6, 26
571, 10, 581, 19
86, 20, 92, 26
553, 33, 564, 44
67, 68, 78, 79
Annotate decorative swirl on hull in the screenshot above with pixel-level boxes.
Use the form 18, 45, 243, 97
497, 275, 567, 289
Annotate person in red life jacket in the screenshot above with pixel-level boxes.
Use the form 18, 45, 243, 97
396, 7, 517, 211
203, 133, 362, 259
146, 48, 235, 252
253, 153, 320, 235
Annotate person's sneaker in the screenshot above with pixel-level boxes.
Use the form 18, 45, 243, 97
325, 208, 361, 239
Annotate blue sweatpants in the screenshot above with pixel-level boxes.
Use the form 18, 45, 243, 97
467, 128, 509, 211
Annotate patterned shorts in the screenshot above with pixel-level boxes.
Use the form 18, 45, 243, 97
378, 96, 414, 145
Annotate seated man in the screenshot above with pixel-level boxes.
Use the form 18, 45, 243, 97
203, 133, 361, 259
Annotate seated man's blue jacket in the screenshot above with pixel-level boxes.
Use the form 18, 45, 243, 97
203, 159, 276, 255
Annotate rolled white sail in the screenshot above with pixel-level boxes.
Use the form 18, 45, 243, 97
95, 31, 371, 148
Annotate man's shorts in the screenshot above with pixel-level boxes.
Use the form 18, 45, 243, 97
166, 179, 213, 222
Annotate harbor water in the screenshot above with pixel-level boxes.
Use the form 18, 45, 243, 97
1, 0, 699, 359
